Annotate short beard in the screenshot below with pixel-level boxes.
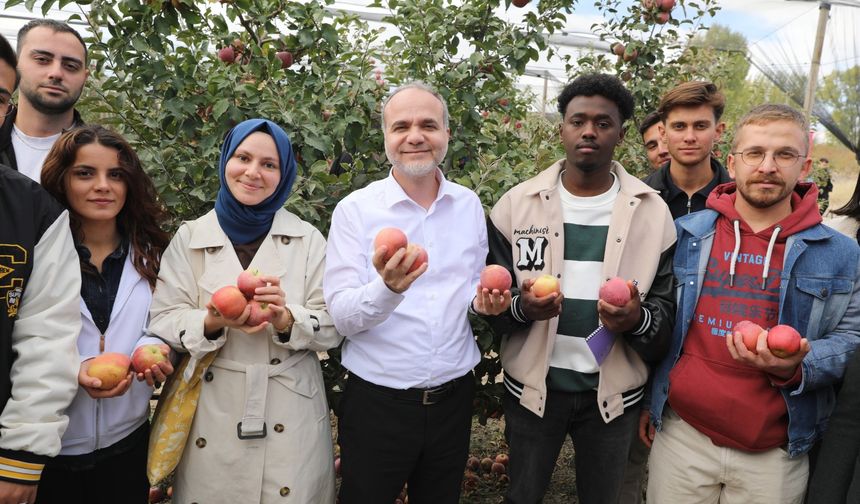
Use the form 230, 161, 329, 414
21, 85, 81, 115
386, 144, 448, 179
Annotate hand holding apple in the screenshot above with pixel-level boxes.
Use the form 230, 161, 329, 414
246, 275, 296, 333
371, 242, 428, 294
520, 277, 563, 320
133, 344, 174, 387
80, 354, 134, 399
473, 283, 513, 316
726, 324, 811, 380
597, 280, 642, 333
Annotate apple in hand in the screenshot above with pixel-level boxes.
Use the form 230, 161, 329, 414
406, 243, 428, 273
374, 227, 408, 262
480, 265, 512, 292
531, 274, 561, 298
237, 268, 266, 299
246, 301, 274, 327
599, 277, 631, 306
767, 325, 802, 358
132, 345, 169, 374
735, 320, 764, 352
211, 285, 248, 319
88, 353, 132, 389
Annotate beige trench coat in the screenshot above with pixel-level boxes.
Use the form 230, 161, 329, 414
149, 209, 342, 504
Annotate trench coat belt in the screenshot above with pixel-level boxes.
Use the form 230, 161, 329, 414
212, 351, 308, 439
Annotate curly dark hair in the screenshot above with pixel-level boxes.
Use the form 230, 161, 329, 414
557, 73, 635, 124
40, 125, 169, 289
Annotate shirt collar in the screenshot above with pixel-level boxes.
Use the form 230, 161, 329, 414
382, 168, 452, 208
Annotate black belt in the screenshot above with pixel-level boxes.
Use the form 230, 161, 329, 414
348, 372, 470, 406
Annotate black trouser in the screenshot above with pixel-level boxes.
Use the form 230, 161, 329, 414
337, 372, 475, 504
35, 421, 150, 504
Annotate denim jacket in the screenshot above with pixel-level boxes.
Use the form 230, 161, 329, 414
650, 209, 860, 457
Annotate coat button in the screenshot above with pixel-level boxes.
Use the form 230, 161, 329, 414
555, 232, 559, 237
280, 487, 291, 496
270, 358, 281, 365
616, 237, 622, 243
274, 423, 284, 433
204, 371, 214, 382
603, 401, 608, 407
205, 247, 217, 254
629, 201, 635, 206
281, 236, 291, 244
195, 437, 206, 448
604, 412, 610, 419
820, 288, 828, 297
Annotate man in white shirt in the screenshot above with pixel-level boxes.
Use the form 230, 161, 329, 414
324, 82, 508, 504
0, 19, 88, 183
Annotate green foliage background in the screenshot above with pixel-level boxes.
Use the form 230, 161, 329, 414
7, 0, 727, 420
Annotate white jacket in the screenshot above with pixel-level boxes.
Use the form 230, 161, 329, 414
61, 253, 162, 455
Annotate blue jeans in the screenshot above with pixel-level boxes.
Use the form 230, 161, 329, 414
503, 388, 639, 504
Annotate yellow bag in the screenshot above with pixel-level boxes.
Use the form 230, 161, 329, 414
147, 351, 217, 485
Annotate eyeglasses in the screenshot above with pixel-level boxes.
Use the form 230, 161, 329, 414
732, 149, 806, 169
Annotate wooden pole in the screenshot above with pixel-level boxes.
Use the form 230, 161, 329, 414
802, 1, 831, 120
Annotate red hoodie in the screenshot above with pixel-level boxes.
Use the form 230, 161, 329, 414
668, 181, 821, 452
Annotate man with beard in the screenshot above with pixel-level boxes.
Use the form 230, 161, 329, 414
482, 73, 676, 503
1, 19, 88, 182
324, 82, 509, 504
643, 81, 732, 219
646, 104, 860, 503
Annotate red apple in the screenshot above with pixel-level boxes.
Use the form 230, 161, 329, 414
512, 0, 531, 7
611, 42, 626, 57
480, 265, 512, 292
498, 98, 510, 107
515, 121, 523, 129
642, 0, 657, 9
655, 11, 671, 23
406, 243, 428, 273
218, 46, 235, 63
166, 486, 173, 498
480, 110, 490, 119
211, 285, 248, 318
374, 227, 408, 262
480, 457, 494, 473
658, 0, 676, 11
149, 486, 164, 503
531, 274, 561, 298
246, 301, 274, 326
466, 456, 481, 471
322, 109, 333, 121
491, 462, 506, 476
599, 277, 632, 307
276, 50, 294, 68
236, 268, 266, 299
735, 320, 764, 353
623, 47, 639, 62
88, 353, 131, 389
131, 344, 168, 374
495, 453, 509, 467
767, 325, 802, 358
334, 456, 341, 478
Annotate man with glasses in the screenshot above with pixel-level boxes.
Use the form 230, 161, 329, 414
0, 19, 88, 183
645, 104, 860, 503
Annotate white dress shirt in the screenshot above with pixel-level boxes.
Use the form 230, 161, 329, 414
324, 169, 487, 389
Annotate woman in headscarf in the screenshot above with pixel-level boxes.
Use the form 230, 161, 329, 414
149, 119, 341, 503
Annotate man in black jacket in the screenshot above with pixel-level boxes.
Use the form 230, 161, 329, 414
642, 81, 732, 220
0, 32, 81, 504
0, 19, 87, 182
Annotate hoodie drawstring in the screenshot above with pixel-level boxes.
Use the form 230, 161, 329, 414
729, 220, 741, 287
761, 225, 782, 289
728, 220, 783, 290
